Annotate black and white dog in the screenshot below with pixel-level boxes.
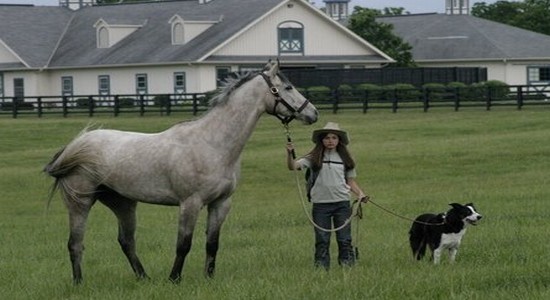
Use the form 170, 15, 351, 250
409, 203, 482, 264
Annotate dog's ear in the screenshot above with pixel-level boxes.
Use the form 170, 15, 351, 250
465, 202, 474, 207
449, 203, 463, 209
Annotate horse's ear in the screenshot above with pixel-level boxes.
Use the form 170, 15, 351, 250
263, 59, 272, 71
264, 59, 278, 78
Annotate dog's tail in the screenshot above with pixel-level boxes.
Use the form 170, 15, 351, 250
409, 228, 427, 260
409, 214, 433, 260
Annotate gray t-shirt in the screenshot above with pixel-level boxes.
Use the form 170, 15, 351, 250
296, 149, 357, 203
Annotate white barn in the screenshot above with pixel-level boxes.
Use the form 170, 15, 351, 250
0, 0, 393, 100
378, 0, 550, 86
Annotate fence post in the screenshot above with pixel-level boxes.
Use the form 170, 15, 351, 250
139, 94, 145, 116
37, 97, 43, 118
114, 95, 120, 117
486, 87, 492, 111
88, 96, 94, 117
516, 86, 523, 110
392, 89, 398, 113
454, 87, 460, 111
166, 94, 172, 116
62, 96, 68, 117
362, 90, 369, 113
192, 94, 199, 115
423, 88, 429, 112
12, 97, 17, 118
332, 89, 339, 114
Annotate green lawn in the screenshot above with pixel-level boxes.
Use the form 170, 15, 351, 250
1, 108, 549, 299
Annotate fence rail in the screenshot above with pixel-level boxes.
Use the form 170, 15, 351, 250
1, 85, 549, 118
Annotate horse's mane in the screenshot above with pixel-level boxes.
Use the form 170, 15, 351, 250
209, 71, 259, 107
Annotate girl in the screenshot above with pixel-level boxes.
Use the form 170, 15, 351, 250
286, 122, 368, 269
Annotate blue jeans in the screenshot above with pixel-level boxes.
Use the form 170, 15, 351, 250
312, 201, 355, 269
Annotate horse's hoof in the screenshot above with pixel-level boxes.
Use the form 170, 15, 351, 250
137, 274, 150, 281
169, 275, 181, 284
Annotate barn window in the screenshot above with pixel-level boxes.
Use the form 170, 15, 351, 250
174, 72, 186, 95
61, 76, 73, 96
172, 22, 185, 45
136, 74, 148, 94
98, 75, 110, 95
278, 21, 303, 54
216, 67, 231, 87
528, 66, 550, 84
98, 27, 109, 48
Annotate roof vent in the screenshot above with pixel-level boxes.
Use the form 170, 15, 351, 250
445, 0, 469, 15
59, 0, 97, 10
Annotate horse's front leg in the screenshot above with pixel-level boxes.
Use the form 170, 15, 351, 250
169, 197, 202, 283
205, 197, 232, 278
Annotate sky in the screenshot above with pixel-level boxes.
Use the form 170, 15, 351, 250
1, 0, 500, 14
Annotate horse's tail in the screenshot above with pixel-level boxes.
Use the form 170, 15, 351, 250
44, 129, 104, 207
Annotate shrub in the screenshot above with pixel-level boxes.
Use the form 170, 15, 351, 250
336, 84, 355, 100
0, 101, 34, 111
305, 86, 331, 102
422, 83, 447, 102
463, 82, 486, 101
384, 83, 421, 101
153, 94, 171, 107
118, 98, 135, 108
447, 81, 468, 89
76, 98, 91, 108
483, 80, 510, 99
356, 83, 384, 101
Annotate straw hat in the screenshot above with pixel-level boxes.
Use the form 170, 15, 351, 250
311, 122, 349, 145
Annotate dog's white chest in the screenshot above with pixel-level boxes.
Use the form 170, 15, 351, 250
440, 229, 466, 249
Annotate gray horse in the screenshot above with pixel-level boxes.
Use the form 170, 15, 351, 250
44, 60, 318, 284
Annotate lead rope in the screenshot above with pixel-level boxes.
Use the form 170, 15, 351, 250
367, 198, 445, 226
284, 124, 363, 234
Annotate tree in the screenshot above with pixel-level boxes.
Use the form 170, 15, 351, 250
347, 7, 415, 67
472, 0, 550, 36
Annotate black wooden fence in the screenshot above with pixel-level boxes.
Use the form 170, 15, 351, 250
1, 84, 549, 118
283, 67, 488, 88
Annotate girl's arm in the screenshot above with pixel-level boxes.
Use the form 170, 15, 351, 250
347, 177, 369, 203
286, 143, 301, 170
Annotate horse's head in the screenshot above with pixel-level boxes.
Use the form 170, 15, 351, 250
260, 60, 318, 125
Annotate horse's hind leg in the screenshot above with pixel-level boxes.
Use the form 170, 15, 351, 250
204, 197, 231, 278
98, 190, 148, 280
61, 177, 96, 284
66, 201, 92, 284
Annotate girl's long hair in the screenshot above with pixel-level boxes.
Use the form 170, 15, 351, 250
306, 133, 356, 172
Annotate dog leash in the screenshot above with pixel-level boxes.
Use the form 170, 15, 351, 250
285, 124, 442, 228
284, 124, 364, 233
367, 198, 445, 226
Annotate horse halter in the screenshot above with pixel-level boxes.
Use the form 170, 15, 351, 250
259, 72, 310, 125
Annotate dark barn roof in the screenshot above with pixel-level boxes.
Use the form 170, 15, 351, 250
378, 13, 550, 62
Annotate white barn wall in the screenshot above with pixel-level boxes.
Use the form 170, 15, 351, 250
2, 71, 41, 97
2, 64, 224, 97
47, 65, 215, 96
216, 1, 374, 57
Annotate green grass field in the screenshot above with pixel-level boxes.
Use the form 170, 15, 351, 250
1, 108, 549, 299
